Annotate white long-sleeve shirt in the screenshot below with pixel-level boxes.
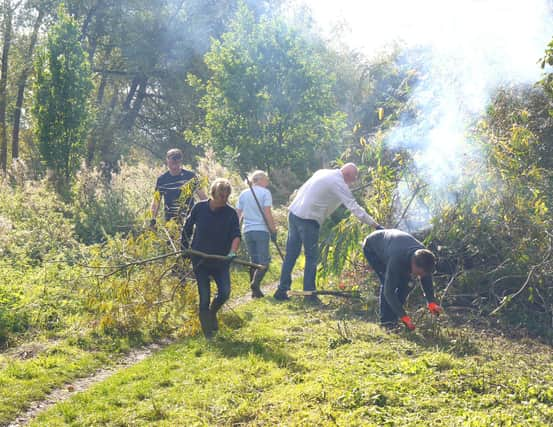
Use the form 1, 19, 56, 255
289, 169, 378, 227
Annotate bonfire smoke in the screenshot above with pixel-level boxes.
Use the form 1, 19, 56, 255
295, 0, 553, 230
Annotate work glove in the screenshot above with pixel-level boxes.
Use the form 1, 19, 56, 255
270, 231, 277, 243
428, 302, 443, 316
227, 250, 238, 261
400, 315, 416, 331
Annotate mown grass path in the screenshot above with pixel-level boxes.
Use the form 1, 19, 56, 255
6, 340, 169, 427
1, 248, 290, 427
29, 296, 553, 426
4, 278, 283, 427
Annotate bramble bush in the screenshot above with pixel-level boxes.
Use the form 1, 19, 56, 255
0, 280, 28, 345
426, 95, 553, 335
0, 178, 86, 345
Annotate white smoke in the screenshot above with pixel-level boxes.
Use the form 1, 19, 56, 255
291, 0, 552, 229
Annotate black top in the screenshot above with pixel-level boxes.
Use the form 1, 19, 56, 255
364, 229, 436, 317
182, 200, 241, 267
155, 169, 197, 220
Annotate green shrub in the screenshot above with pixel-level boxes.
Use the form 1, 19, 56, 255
72, 162, 159, 244
0, 180, 78, 267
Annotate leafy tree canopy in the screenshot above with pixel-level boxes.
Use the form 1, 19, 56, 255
187, 5, 347, 178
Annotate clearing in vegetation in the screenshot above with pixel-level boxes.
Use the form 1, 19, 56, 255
29, 296, 553, 426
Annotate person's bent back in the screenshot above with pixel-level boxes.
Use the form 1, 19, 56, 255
363, 229, 442, 330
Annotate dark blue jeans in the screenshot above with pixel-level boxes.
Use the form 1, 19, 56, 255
193, 262, 231, 312
279, 212, 320, 292
244, 231, 271, 266
363, 243, 411, 324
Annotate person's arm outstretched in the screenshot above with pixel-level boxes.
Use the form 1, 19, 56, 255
334, 180, 380, 228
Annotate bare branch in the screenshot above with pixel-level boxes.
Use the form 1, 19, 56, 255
489, 237, 553, 316
78, 249, 267, 279
439, 267, 463, 306
394, 184, 426, 228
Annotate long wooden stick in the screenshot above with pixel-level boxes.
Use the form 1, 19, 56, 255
80, 249, 267, 272
186, 249, 266, 269
393, 184, 426, 228
289, 290, 360, 298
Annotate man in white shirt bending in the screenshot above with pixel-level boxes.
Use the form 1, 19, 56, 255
274, 163, 382, 301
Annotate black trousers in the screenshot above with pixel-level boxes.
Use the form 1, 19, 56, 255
363, 242, 411, 324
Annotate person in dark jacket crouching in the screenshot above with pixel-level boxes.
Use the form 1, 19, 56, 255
363, 229, 442, 331
182, 178, 241, 338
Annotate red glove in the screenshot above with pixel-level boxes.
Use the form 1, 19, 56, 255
428, 302, 443, 316
400, 315, 416, 331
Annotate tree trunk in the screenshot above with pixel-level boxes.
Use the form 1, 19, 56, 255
86, 72, 108, 165
80, 0, 106, 65
95, 89, 119, 179
12, 8, 44, 160
123, 76, 140, 111
121, 76, 148, 131
0, 1, 13, 173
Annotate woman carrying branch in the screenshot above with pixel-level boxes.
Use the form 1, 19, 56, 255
181, 179, 241, 338
236, 170, 277, 298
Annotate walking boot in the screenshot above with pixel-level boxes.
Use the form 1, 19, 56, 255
250, 269, 265, 298
273, 288, 290, 301
209, 306, 219, 332
198, 310, 213, 339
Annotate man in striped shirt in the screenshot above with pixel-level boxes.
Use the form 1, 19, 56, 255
150, 148, 207, 226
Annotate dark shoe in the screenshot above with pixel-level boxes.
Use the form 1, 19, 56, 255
199, 310, 214, 339
304, 295, 322, 305
251, 286, 264, 298
209, 309, 219, 332
273, 289, 290, 301
250, 269, 265, 298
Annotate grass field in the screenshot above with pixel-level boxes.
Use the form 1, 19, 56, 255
0, 257, 284, 426
30, 295, 553, 426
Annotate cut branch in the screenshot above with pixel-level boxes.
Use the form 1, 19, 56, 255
78, 249, 267, 279
489, 238, 553, 316
439, 268, 463, 306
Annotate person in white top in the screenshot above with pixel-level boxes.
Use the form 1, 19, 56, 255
274, 163, 382, 301
236, 170, 277, 298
